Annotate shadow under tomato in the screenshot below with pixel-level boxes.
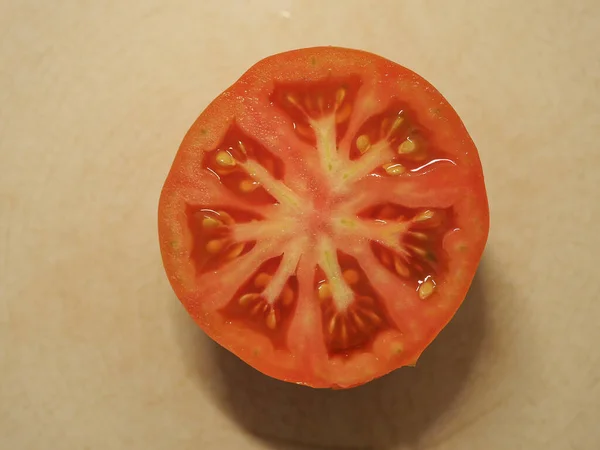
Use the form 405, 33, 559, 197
172, 259, 491, 450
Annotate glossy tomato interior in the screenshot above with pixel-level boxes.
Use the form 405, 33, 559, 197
158, 47, 489, 388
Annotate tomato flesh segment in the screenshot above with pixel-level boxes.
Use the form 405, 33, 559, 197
159, 48, 489, 388
220, 255, 299, 350
315, 251, 394, 355
271, 76, 362, 147
349, 102, 435, 176
187, 206, 260, 273
202, 124, 288, 205
356, 203, 453, 286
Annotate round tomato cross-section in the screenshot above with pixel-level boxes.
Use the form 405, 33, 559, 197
158, 47, 489, 388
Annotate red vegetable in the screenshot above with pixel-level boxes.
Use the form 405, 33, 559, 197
158, 47, 489, 388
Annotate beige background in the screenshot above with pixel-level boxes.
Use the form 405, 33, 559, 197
1, 1, 599, 449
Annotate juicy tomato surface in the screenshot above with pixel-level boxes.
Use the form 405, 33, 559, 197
158, 47, 489, 388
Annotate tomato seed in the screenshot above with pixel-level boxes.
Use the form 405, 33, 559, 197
286, 94, 299, 107
254, 272, 272, 288
418, 278, 436, 299
328, 315, 338, 334
415, 210, 435, 222
383, 163, 406, 176
335, 88, 346, 107
202, 216, 222, 228
398, 139, 416, 154
351, 310, 366, 332
362, 309, 382, 325
266, 310, 277, 329
216, 210, 235, 225
317, 283, 332, 301
340, 321, 348, 344
225, 243, 245, 260
281, 285, 294, 306
389, 115, 405, 134
239, 293, 260, 306
409, 231, 428, 241
380, 118, 392, 138
394, 257, 410, 277
216, 150, 236, 167
206, 239, 224, 254
356, 135, 371, 153
239, 179, 260, 193
342, 269, 360, 285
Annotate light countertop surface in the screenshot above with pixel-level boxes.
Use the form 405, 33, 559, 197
1, 1, 599, 449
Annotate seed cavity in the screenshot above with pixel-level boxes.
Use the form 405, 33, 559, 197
378, 205, 396, 219
336, 103, 352, 123
321, 292, 387, 353
418, 278, 436, 299
380, 252, 392, 266
295, 123, 314, 139
408, 245, 427, 258
358, 295, 374, 306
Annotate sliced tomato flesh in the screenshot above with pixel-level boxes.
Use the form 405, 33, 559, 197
158, 47, 489, 388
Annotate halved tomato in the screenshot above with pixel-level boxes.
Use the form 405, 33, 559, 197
158, 47, 489, 388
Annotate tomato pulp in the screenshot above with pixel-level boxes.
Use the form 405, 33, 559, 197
158, 47, 489, 388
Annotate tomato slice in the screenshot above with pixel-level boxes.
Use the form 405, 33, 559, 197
158, 47, 489, 388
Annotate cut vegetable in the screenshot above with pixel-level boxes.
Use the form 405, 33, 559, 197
158, 47, 489, 388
